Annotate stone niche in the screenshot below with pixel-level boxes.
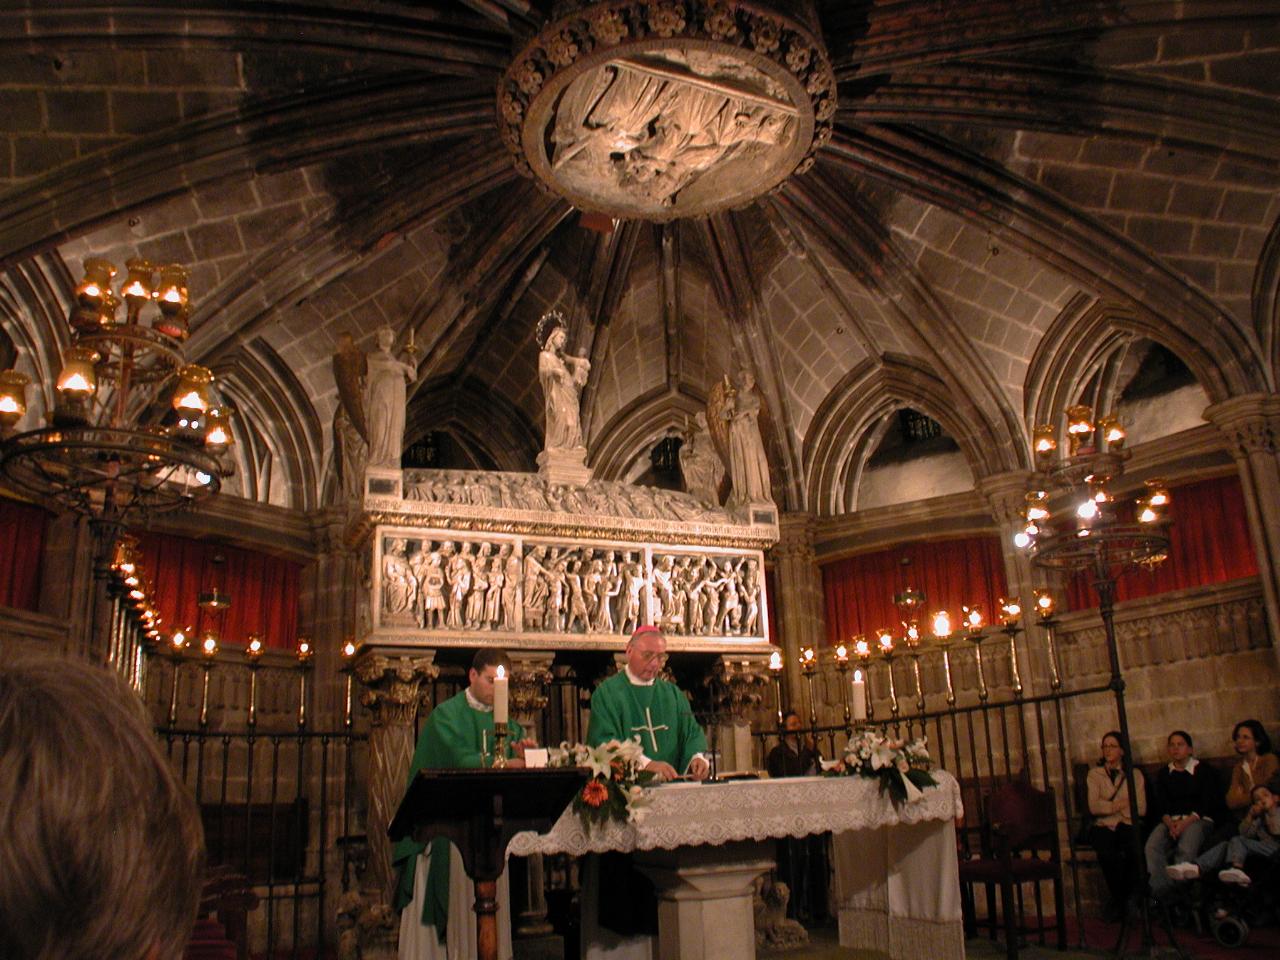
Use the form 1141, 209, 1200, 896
353, 469, 778, 655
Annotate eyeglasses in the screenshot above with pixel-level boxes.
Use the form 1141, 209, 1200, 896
635, 650, 669, 665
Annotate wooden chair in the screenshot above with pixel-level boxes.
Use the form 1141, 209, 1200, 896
957, 779, 1067, 960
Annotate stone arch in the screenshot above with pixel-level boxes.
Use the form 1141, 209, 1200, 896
213, 339, 323, 511
589, 388, 705, 484
1025, 296, 1228, 433
804, 355, 998, 516
1254, 214, 1280, 379
404, 377, 540, 474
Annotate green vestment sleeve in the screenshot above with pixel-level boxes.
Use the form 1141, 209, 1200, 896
391, 692, 523, 939
587, 672, 707, 773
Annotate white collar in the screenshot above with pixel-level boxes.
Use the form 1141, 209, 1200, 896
465, 688, 492, 712
1169, 756, 1199, 774
624, 665, 655, 687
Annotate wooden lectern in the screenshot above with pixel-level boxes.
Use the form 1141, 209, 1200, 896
388, 768, 587, 960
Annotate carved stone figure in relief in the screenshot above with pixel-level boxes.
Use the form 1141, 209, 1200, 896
332, 332, 369, 501
742, 559, 761, 635
364, 326, 416, 469
566, 559, 590, 633
670, 558, 692, 635
486, 544, 510, 629
446, 542, 473, 629
522, 546, 549, 630
465, 543, 491, 628
418, 542, 448, 630
717, 558, 744, 635
685, 562, 708, 635
502, 548, 522, 630
382, 539, 416, 617
595, 560, 621, 633
679, 411, 724, 505
544, 551, 570, 632
620, 552, 646, 635
537, 313, 591, 453
702, 559, 723, 635
650, 555, 675, 628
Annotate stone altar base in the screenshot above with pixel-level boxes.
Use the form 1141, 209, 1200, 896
635, 841, 774, 960
537, 447, 592, 486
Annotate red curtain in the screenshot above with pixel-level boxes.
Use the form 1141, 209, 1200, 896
0, 496, 48, 612
1066, 474, 1258, 610
822, 536, 1008, 647
136, 531, 301, 649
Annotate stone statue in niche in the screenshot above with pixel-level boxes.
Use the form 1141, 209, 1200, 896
537, 311, 591, 450
679, 411, 724, 505
364, 326, 416, 469
707, 369, 773, 508
331, 332, 368, 501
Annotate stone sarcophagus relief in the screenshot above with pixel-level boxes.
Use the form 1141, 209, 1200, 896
354, 469, 777, 654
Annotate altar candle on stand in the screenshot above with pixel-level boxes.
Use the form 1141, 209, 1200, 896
493, 664, 509, 725
852, 668, 867, 721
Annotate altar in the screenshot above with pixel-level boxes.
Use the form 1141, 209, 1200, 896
508, 771, 965, 960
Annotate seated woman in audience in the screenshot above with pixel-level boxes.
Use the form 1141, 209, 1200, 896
1225, 719, 1277, 822
1170, 783, 1280, 886
1145, 730, 1224, 901
1087, 731, 1147, 920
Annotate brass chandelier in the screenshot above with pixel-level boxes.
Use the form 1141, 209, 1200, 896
0, 257, 236, 552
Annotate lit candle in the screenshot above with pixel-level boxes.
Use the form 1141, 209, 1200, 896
852, 668, 867, 721
493, 664, 509, 725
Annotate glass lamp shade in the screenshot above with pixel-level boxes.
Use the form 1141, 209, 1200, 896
876, 629, 894, 653
1034, 590, 1055, 620
58, 348, 100, 395
76, 258, 117, 306
0, 369, 30, 430
931, 610, 953, 640
1065, 404, 1094, 454
1097, 415, 1126, 450
120, 258, 154, 323
1032, 424, 1057, 469
998, 598, 1022, 626
154, 264, 191, 339
204, 405, 233, 452
172, 365, 213, 414
962, 605, 984, 634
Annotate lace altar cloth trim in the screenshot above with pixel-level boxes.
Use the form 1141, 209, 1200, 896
507, 770, 963, 857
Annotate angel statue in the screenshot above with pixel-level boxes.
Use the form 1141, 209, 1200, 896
679, 411, 725, 505
707, 369, 773, 507
365, 326, 416, 468
537, 310, 591, 452
331, 332, 368, 501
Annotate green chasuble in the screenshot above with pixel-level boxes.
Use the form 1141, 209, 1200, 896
391, 690, 523, 940
587, 670, 707, 772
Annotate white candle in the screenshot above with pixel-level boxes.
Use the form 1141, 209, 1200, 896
852, 669, 867, 721
493, 665, 509, 725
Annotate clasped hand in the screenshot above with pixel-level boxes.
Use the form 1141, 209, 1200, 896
644, 757, 711, 782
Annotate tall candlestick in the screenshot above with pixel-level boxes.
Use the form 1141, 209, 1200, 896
493, 664, 509, 725
851, 668, 867, 722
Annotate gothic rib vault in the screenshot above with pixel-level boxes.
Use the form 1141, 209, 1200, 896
0, 1, 1278, 518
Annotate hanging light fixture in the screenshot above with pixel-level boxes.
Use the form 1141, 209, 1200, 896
0, 257, 237, 560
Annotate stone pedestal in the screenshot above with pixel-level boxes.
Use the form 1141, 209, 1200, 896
537, 446, 592, 486
635, 842, 774, 960
354, 652, 438, 900
509, 651, 556, 938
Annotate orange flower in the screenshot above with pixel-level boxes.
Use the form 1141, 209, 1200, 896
582, 780, 609, 808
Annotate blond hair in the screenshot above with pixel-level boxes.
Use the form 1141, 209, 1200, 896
0, 655, 205, 960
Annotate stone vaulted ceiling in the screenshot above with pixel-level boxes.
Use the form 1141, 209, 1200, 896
1, 1, 1278, 515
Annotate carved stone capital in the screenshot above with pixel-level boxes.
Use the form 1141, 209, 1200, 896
976, 470, 1036, 527
709, 654, 773, 721
509, 651, 555, 720
774, 512, 816, 563
354, 652, 439, 728
1204, 393, 1280, 459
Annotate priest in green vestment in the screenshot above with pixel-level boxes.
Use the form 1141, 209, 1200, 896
393, 649, 528, 960
588, 625, 710, 781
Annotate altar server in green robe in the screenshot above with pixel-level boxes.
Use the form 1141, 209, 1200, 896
588, 625, 710, 781
394, 649, 527, 960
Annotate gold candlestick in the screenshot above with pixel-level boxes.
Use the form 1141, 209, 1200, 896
492, 721, 509, 768
931, 611, 956, 707
962, 606, 988, 702
768, 650, 785, 730
834, 644, 851, 732
1034, 589, 1062, 690
998, 598, 1024, 699
853, 636, 874, 721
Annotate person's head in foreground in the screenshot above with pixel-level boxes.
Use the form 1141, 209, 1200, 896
625, 626, 668, 682
0, 655, 205, 960
469, 647, 512, 704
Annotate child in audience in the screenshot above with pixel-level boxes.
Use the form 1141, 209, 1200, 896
1224, 720, 1278, 822
1171, 784, 1280, 886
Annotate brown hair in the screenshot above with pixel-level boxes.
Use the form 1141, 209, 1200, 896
471, 647, 512, 674
0, 655, 205, 960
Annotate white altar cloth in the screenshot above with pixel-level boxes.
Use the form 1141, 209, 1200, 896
508, 772, 965, 960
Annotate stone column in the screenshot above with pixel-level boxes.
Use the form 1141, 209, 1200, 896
508, 651, 555, 938
1206, 394, 1280, 669
354, 652, 438, 900
771, 513, 825, 711
977, 470, 1041, 696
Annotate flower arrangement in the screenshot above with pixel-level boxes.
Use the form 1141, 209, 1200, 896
549, 736, 656, 828
827, 730, 936, 807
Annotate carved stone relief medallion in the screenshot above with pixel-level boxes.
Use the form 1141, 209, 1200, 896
498, 1, 834, 221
